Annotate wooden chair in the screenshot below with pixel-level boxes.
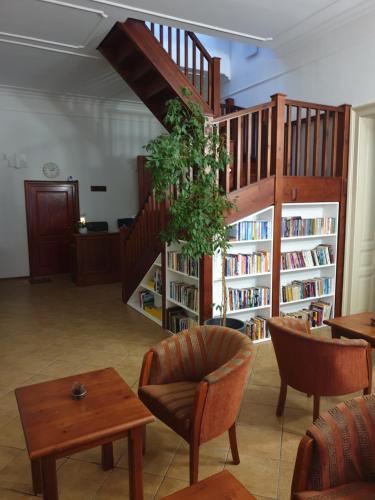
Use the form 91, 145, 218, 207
268, 317, 372, 421
292, 395, 375, 499
138, 325, 252, 484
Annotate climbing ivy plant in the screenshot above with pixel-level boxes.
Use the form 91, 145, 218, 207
145, 89, 236, 322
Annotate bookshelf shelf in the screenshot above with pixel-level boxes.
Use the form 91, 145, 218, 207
214, 272, 271, 282
280, 263, 336, 274
228, 238, 272, 245
166, 267, 199, 281
227, 304, 271, 315
281, 233, 336, 241
140, 282, 162, 296
280, 293, 335, 307
167, 296, 199, 316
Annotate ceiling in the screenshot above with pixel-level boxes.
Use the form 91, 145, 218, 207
0, 0, 372, 100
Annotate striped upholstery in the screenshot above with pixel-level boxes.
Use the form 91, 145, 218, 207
295, 481, 375, 499
306, 395, 375, 492
139, 325, 252, 441
139, 381, 197, 437
148, 325, 252, 385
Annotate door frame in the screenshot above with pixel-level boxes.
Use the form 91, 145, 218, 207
24, 180, 80, 277
343, 104, 375, 314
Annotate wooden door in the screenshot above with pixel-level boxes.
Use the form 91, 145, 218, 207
25, 181, 79, 277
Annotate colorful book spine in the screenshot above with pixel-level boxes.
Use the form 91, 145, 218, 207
167, 251, 199, 277
281, 277, 333, 303
225, 251, 270, 276
228, 220, 272, 241
169, 281, 198, 312
228, 286, 270, 311
280, 245, 334, 270
281, 217, 336, 237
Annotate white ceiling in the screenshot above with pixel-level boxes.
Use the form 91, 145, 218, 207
0, 0, 373, 100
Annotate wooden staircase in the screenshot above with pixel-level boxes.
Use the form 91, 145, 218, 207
98, 18, 221, 124
97, 20, 351, 321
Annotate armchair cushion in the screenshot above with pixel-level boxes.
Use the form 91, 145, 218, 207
295, 481, 375, 499
139, 381, 197, 438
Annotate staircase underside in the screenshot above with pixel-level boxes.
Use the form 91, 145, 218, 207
98, 19, 212, 126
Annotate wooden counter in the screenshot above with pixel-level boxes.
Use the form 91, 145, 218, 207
70, 232, 121, 286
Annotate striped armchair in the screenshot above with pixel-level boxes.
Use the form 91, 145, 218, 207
292, 395, 375, 499
138, 325, 252, 484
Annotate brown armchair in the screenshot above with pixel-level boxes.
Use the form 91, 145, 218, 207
138, 325, 252, 484
291, 395, 375, 499
268, 317, 372, 421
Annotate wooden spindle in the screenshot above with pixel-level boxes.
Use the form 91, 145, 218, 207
321, 110, 329, 176
207, 60, 212, 107
256, 111, 262, 181
225, 120, 231, 193
295, 106, 301, 176
184, 31, 188, 76
159, 25, 164, 46
313, 110, 320, 176
176, 28, 180, 67
192, 40, 196, 86
304, 108, 311, 176
150, 23, 155, 35
168, 26, 172, 56
247, 113, 252, 185
200, 52, 204, 96
266, 107, 272, 178
236, 116, 242, 190
331, 111, 338, 176
286, 105, 292, 175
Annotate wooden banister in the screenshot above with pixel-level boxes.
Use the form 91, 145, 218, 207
144, 21, 220, 115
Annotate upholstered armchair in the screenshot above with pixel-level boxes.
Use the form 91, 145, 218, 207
138, 325, 252, 484
268, 317, 372, 421
292, 395, 375, 499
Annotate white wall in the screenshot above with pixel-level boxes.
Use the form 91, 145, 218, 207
223, 8, 375, 108
0, 87, 163, 278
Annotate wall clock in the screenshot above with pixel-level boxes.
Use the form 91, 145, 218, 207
42, 162, 60, 179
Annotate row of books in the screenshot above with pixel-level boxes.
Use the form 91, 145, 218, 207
166, 306, 197, 334
152, 268, 162, 294
225, 251, 270, 277
246, 316, 270, 341
228, 220, 272, 242
228, 286, 270, 311
280, 245, 334, 270
281, 277, 333, 303
139, 290, 154, 309
282, 217, 336, 238
169, 281, 198, 312
167, 251, 199, 277
281, 300, 332, 327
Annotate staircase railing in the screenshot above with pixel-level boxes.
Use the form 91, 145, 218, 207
145, 22, 221, 115
121, 192, 168, 303
212, 93, 350, 193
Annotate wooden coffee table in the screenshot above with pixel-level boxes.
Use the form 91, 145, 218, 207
161, 470, 256, 499
325, 312, 375, 347
15, 367, 154, 500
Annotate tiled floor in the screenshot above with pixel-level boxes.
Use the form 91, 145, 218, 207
0, 277, 369, 499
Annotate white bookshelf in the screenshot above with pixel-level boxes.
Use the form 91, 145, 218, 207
212, 206, 274, 343
128, 254, 163, 326
279, 202, 338, 327
165, 242, 200, 333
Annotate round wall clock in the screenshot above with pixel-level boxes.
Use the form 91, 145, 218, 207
42, 162, 60, 179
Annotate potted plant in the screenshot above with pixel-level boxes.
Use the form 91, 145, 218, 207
145, 89, 245, 332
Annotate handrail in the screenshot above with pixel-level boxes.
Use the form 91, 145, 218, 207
212, 101, 275, 123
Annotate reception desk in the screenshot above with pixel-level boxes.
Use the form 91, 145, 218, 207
70, 232, 121, 286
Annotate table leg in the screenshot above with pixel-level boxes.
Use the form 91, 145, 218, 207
31, 458, 42, 495
128, 426, 144, 500
41, 456, 58, 500
101, 442, 114, 471
331, 326, 340, 339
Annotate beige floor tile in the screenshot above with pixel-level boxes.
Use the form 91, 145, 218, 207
95, 467, 163, 500
236, 424, 282, 460
280, 430, 302, 463
225, 453, 279, 498
154, 476, 189, 499
71, 439, 127, 466
0, 450, 35, 494
0, 488, 38, 499
243, 384, 280, 406
166, 444, 227, 482
250, 368, 281, 388
277, 461, 295, 500
238, 401, 283, 428
57, 459, 108, 499
0, 447, 23, 473
0, 417, 26, 450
